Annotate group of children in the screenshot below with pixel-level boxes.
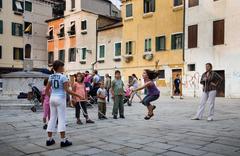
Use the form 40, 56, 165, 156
41, 60, 160, 147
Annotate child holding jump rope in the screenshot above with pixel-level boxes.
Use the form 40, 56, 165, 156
132, 70, 160, 120
45, 60, 84, 147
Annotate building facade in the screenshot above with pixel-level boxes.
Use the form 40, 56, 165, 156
121, 0, 184, 95
0, 0, 53, 74
183, 0, 240, 98
47, 0, 121, 78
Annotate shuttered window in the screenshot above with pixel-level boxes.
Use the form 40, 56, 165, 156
48, 52, 54, 64
171, 33, 183, 50
13, 47, 24, 60
213, 20, 224, 45
126, 4, 133, 17
12, 22, 23, 36
25, 1, 32, 12
189, 0, 199, 8
0, 20, 3, 34
59, 50, 65, 62
0, 45, 2, 59
68, 48, 76, 62
0, 0, 2, 8
156, 36, 166, 51
144, 0, 155, 13
188, 24, 198, 48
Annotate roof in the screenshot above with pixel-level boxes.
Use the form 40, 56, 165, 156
45, 16, 64, 23
98, 22, 123, 31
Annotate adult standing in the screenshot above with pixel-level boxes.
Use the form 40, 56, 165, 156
104, 74, 111, 102
192, 63, 223, 121
171, 74, 183, 99
129, 74, 142, 106
90, 70, 101, 96
84, 71, 92, 92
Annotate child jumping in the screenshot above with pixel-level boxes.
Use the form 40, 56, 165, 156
111, 70, 125, 119
97, 81, 107, 120
45, 60, 83, 147
132, 70, 160, 120
72, 72, 94, 125
41, 78, 50, 130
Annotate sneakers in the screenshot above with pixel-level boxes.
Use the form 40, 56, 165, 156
113, 115, 118, 119
191, 117, 200, 120
46, 139, 55, 146
207, 117, 214, 121
86, 119, 95, 124
61, 140, 72, 147
76, 120, 83, 125
43, 124, 48, 130
120, 115, 125, 119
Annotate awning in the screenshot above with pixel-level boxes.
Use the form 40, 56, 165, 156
25, 24, 32, 33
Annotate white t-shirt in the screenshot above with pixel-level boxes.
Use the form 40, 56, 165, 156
97, 88, 107, 103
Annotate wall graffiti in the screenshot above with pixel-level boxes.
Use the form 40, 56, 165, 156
183, 72, 201, 89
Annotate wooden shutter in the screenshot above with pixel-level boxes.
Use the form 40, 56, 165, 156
189, 0, 199, 8
20, 48, 23, 60
213, 20, 224, 45
12, 23, 15, 35
0, 20, 3, 34
188, 24, 198, 48
171, 35, 176, 49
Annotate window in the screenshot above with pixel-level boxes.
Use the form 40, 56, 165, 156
59, 50, 65, 62
171, 33, 183, 49
48, 27, 53, 40
12, 23, 23, 36
24, 22, 32, 34
0, 46, 2, 59
68, 48, 76, 62
126, 4, 133, 18
99, 45, 105, 59
58, 24, 64, 38
144, 0, 155, 13
213, 19, 224, 45
188, 25, 198, 48
188, 64, 196, 71
71, 0, 75, 9
81, 48, 87, 60
189, 0, 199, 7
173, 0, 183, 7
25, 1, 32, 12
144, 38, 152, 52
126, 41, 133, 55
12, 0, 24, 13
0, 0, 2, 8
68, 21, 75, 36
0, 20, 3, 34
25, 44, 31, 59
115, 42, 121, 57
81, 20, 87, 30
157, 70, 165, 79
156, 36, 166, 51
13, 47, 23, 60
48, 52, 54, 64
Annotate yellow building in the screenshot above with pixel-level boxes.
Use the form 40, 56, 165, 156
121, 0, 184, 95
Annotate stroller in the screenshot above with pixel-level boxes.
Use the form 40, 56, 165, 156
27, 83, 42, 112
123, 86, 132, 106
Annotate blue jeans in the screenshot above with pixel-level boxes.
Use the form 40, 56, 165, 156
142, 94, 159, 106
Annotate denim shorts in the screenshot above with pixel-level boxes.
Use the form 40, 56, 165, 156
142, 94, 160, 106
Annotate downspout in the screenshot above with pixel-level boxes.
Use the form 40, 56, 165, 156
92, 17, 99, 71
183, 0, 186, 62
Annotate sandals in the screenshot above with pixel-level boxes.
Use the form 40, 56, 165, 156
144, 105, 156, 120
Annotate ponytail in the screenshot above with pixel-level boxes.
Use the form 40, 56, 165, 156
145, 69, 160, 80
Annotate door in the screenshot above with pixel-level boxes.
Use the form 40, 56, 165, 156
214, 70, 225, 97
172, 69, 183, 96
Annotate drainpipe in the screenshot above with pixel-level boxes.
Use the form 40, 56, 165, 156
183, 0, 186, 62
92, 18, 99, 71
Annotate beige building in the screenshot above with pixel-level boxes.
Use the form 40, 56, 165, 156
0, 0, 53, 75
97, 22, 123, 77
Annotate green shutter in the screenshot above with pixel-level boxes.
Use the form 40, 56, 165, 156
100, 46, 105, 58
171, 35, 175, 49
20, 48, 23, 60
126, 4, 132, 17
0, 20, 3, 34
0, 0, 2, 8
12, 0, 16, 10
19, 24, 23, 36
115, 43, 121, 56
12, 23, 15, 35
156, 37, 160, 51
25, 1, 32, 12
82, 48, 86, 60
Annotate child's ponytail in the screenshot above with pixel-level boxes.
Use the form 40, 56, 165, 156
145, 69, 160, 80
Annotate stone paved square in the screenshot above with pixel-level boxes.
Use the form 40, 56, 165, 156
0, 97, 240, 156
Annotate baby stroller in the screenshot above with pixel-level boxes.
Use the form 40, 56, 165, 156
27, 83, 42, 112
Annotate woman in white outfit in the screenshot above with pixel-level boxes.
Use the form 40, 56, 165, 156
192, 63, 223, 121
129, 74, 142, 106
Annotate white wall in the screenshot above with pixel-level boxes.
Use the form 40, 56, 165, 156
184, 0, 240, 98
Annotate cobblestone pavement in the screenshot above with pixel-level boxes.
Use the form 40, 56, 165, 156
0, 97, 240, 156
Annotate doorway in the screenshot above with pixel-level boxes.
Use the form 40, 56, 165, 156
214, 70, 225, 97
172, 69, 183, 96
